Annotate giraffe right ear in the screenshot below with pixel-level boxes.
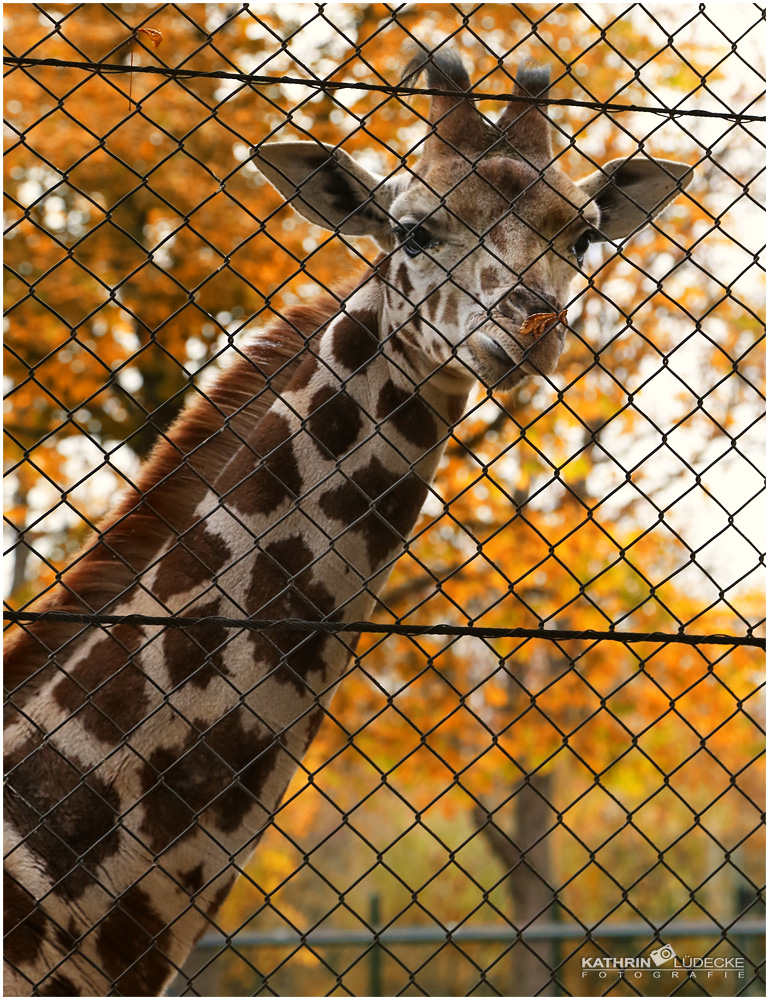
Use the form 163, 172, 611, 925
251, 141, 394, 238
578, 157, 693, 241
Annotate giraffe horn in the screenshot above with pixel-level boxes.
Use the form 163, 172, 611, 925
497, 60, 553, 167
403, 47, 487, 162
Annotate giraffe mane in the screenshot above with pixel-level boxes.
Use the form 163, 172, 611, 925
4, 277, 367, 704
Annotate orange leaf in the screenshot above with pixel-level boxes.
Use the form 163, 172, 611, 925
137, 27, 162, 48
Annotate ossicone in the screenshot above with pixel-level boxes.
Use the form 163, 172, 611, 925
402, 45, 555, 170
401, 45, 488, 161
497, 59, 553, 166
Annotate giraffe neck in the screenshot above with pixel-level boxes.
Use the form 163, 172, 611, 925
4, 279, 469, 996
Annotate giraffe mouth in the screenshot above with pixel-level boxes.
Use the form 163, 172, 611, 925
471, 311, 567, 389
477, 333, 518, 367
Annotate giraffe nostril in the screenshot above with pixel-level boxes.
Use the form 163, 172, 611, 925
498, 288, 556, 321
496, 297, 524, 322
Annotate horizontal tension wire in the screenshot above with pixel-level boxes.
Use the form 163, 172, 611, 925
3, 610, 764, 648
3, 56, 765, 123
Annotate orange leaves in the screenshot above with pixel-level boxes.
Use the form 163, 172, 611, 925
480, 680, 508, 709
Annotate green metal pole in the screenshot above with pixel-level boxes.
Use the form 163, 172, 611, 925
369, 892, 383, 997
550, 899, 563, 996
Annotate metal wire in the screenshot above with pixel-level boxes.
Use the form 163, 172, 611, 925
4, 3, 765, 999
4, 55, 765, 122
3, 610, 765, 648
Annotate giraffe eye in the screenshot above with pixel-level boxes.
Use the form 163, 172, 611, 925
399, 224, 435, 258
572, 231, 593, 267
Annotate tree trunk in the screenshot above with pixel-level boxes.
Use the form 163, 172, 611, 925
475, 773, 556, 996
8, 487, 32, 601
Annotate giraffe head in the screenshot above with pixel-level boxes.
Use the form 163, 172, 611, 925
253, 49, 692, 392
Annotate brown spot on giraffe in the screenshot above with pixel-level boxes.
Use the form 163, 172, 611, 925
52, 624, 149, 744
181, 863, 205, 894
331, 309, 380, 372
301, 706, 326, 754
247, 536, 336, 693
137, 708, 283, 852
94, 883, 172, 996
219, 411, 302, 518
319, 457, 428, 566
206, 877, 236, 918
440, 289, 460, 327
162, 598, 230, 691
37, 974, 82, 996
444, 392, 467, 426
425, 288, 442, 322
307, 383, 363, 459
5, 738, 122, 900
377, 379, 438, 450
4, 871, 49, 968
289, 351, 320, 391
395, 261, 414, 301
154, 518, 233, 598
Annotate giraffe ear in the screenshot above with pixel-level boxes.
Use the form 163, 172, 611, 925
578, 157, 693, 241
251, 141, 394, 237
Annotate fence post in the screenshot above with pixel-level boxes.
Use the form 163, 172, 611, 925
735, 884, 765, 995
550, 899, 563, 996
369, 892, 383, 996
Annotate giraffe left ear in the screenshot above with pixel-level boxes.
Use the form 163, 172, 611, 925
578, 157, 694, 241
251, 141, 394, 238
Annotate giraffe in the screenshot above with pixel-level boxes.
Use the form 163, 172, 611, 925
4, 48, 692, 997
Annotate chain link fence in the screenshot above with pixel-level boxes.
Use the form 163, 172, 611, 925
4, 4, 765, 997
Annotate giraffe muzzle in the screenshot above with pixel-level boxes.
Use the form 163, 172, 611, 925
471, 307, 567, 390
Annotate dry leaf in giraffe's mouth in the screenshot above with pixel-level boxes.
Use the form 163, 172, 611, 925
137, 27, 163, 47
519, 310, 568, 338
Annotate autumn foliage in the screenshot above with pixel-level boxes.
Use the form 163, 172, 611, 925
4, 4, 764, 997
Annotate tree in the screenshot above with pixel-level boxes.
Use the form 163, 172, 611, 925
5, 4, 764, 996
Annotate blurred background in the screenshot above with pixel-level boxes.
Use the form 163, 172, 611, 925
4, 3, 765, 996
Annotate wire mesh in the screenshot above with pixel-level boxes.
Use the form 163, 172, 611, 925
3, 4, 765, 998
